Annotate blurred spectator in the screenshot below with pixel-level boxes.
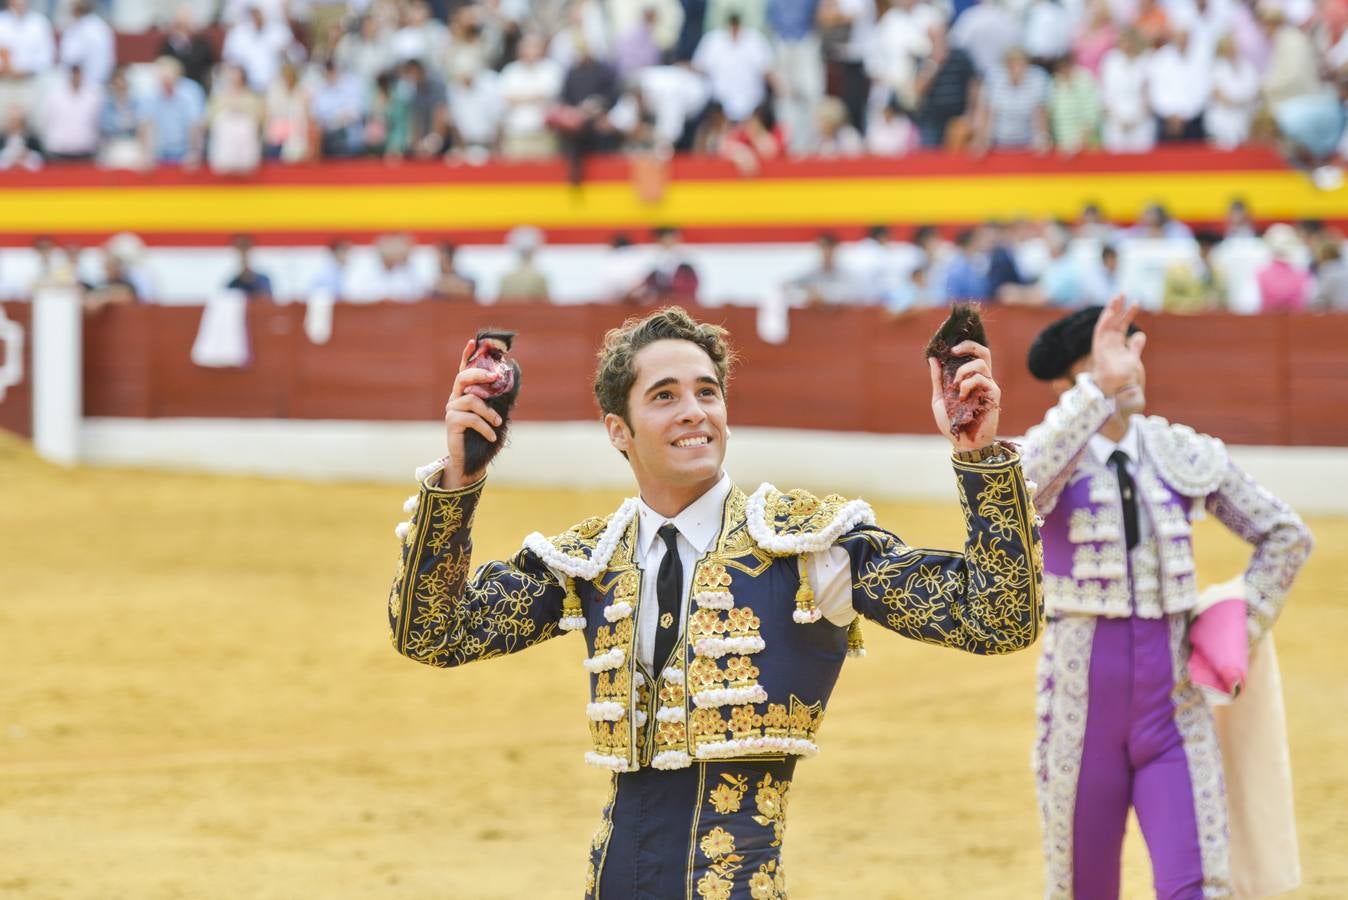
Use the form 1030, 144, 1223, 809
99, 67, 145, 170
1080, 243, 1121, 305
0, 104, 42, 170
334, 15, 393, 86
429, 241, 476, 300
643, 225, 699, 304
913, 224, 952, 305
1127, 202, 1192, 239
693, 13, 775, 124
386, 57, 450, 159
866, 98, 917, 155
1075, 201, 1116, 243
1023, 0, 1072, 68
41, 66, 102, 160
973, 47, 1050, 153
499, 32, 562, 160
59, 0, 114, 86
950, 0, 1016, 76
817, 0, 874, 132
614, 5, 662, 78
137, 56, 205, 166
632, 60, 708, 151
447, 58, 502, 159
390, 0, 450, 73
611, 0, 684, 59
159, 5, 215, 90
1133, 0, 1170, 46
1100, 29, 1155, 153
497, 225, 551, 303
444, 5, 496, 82
985, 220, 1038, 303
844, 224, 922, 304
768, 0, 825, 154
812, 94, 863, 156
1162, 229, 1226, 313
693, 99, 732, 154
1224, 197, 1255, 238
368, 233, 424, 301
1262, 8, 1345, 175
868, 0, 941, 113
551, 39, 619, 182
310, 238, 352, 300
0, 0, 55, 119
1312, 242, 1348, 311
1257, 223, 1313, 312
1148, 25, 1209, 143
721, 101, 785, 174
674, 0, 707, 61
913, 26, 978, 148
1073, 0, 1118, 76
884, 262, 935, 313
225, 235, 273, 301
311, 59, 366, 158
85, 234, 151, 308
206, 62, 262, 175
1049, 56, 1103, 153
945, 227, 990, 302
1038, 222, 1083, 307
1205, 34, 1258, 149
222, 2, 296, 95
599, 232, 651, 302
264, 62, 312, 162
783, 232, 862, 306
549, 0, 612, 70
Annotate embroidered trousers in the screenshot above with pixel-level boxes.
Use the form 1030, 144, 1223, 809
586, 758, 796, 899
1036, 615, 1232, 900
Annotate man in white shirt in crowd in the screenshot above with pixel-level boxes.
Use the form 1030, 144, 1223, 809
1147, 23, 1211, 142
41, 64, 102, 160
222, 1, 296, 94
692, 12, 776, 123
499, 31, 563, 159
58, 0, 113, 85
950, 0, 1017, 75
1100, 28, 1155, 153
0, 0, 54, 121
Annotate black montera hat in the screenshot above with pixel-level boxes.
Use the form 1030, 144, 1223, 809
1026, 306, 1141, 382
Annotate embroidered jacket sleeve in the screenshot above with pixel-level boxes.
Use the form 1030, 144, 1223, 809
1203, 460, 1313, 646
387, 472, 567, 668
838, 449, 1044, 654
1021, 374, 1115, 515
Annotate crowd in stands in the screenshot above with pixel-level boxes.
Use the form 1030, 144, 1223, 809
9, 200, 1346, 312
1, 0, 1348, 177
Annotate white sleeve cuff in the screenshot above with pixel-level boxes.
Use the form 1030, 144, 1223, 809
808, 546, 856, 628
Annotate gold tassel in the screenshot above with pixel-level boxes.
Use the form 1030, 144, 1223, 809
847, 616, 866, 658
560, 576, 586, 630
794, 555, 821, 623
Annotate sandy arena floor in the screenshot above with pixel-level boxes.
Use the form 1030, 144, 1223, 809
0, 434, 1344, 898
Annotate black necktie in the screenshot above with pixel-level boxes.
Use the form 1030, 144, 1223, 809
1108, 449, 1140, 551
653, 524, 683, 671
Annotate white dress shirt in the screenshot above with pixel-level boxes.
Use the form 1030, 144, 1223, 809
0, 9, 54, 75
1087, 419, 1153, 545
58, 13, 114, 84
692, 27, 775, 122
628, 473, 856, 672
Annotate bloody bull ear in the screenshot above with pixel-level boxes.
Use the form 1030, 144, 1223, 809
461, 330, 522, 476
925, 304, 992, 441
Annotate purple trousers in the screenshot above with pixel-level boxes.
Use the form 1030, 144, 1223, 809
1036, 615, 1231, 899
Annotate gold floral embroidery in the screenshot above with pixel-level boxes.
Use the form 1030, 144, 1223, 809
752, 773, 790, 846
699, 826, 736, 858
698, 825, 743, 900
707, 773, 748, 814
749, 860, 786, 899
697, 873, 734, 900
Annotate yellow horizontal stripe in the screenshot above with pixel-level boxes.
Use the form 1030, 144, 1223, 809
1, 170, 1343, 231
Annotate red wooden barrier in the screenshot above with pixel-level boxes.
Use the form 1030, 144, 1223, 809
58, 304, 1348, 447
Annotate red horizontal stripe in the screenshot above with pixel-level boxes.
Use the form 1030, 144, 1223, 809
0, 218, 1324, 248
0, 145, 1289, 190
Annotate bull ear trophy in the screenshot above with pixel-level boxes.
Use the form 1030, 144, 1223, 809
461, 329, 522, 474
924, 305, 991, 440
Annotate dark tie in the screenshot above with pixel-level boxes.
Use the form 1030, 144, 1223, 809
653, 523, 683, 671
1108, 449, 1140, 551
